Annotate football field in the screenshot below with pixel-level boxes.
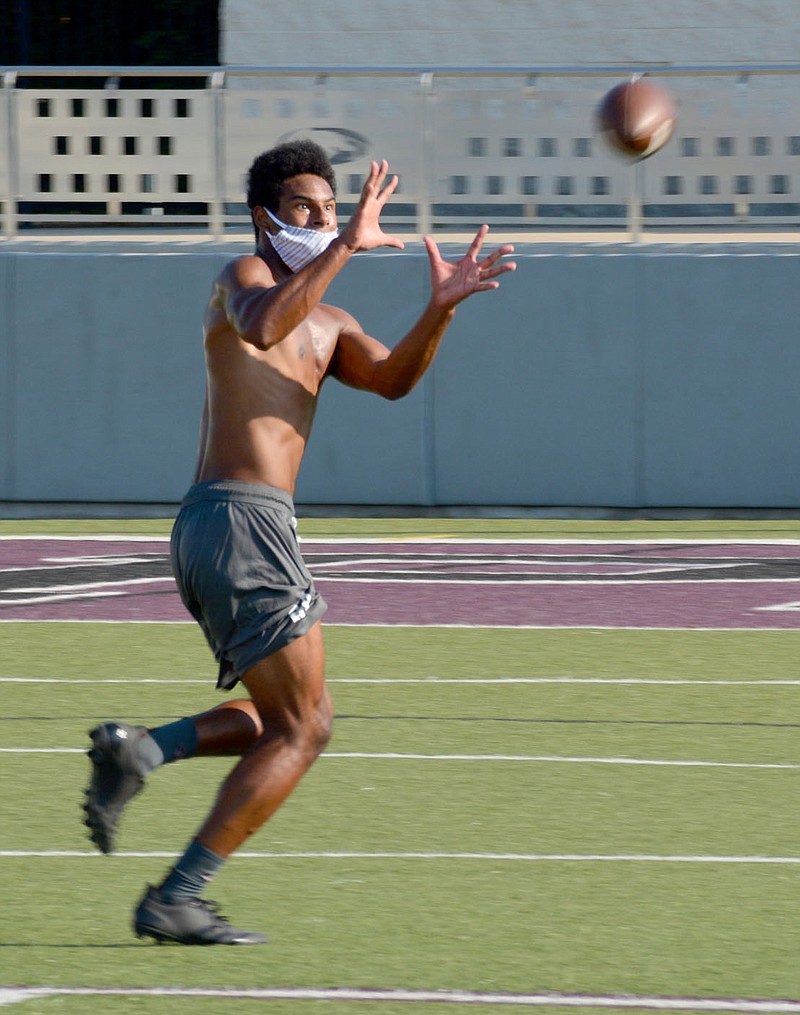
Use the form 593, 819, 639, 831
2, 515, 800, 1014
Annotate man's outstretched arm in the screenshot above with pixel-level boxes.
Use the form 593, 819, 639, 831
328, 225, 516, 400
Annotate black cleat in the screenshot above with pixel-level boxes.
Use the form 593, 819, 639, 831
133, 885, 269, 945
83, 722, 147, 854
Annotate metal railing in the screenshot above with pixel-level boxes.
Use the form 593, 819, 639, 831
3, 63, 800, 240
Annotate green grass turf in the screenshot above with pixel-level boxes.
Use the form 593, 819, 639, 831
1, 515, 799, 540
1, 519, 799, 1010
0, 1004, 741, 1015
0, 1004, 739, 1015
0, 1006, 771, 1015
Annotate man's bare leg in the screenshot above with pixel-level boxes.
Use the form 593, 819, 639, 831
192, 698, 265, 755
194, 622, 331, 857
83, 696, 266, 856
132, 622, 331, 943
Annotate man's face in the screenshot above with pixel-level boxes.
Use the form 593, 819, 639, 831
274, 174, 337, 232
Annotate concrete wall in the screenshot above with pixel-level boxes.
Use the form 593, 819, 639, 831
222, 0, 800, 68
2, 243, 799, 509
1, 250, 221, 502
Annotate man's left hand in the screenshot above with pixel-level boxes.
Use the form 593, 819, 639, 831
424, 225, 516, 309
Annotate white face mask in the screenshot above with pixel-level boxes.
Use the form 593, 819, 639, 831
263, 208, 339, 272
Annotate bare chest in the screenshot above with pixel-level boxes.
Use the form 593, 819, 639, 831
292, 309, 339, 379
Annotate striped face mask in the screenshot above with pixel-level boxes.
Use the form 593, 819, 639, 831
263, 208, 339, 272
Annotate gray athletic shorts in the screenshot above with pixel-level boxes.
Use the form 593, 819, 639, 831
170, 480, 328, 690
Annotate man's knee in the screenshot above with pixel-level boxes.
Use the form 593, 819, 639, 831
310, 695, 333, 755
241, 633, 332, 758
262, 693, 332, 761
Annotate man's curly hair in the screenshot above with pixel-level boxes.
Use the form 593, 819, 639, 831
246, 140, 337, 237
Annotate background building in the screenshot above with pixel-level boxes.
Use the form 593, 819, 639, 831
2, 2, 800, 510
222, 1, 800, 69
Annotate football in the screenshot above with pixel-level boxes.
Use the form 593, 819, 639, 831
596, 77, 677, 159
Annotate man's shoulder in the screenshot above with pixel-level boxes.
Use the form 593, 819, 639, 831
218, 252, 276, 286
226, 252, 269, 272
319, 303, 354, 324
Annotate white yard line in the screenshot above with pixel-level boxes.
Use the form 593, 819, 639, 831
1, 985, 799, 1010
2, 850, 800, 864
2, 619, 799, 631
1, 747, 797, 769
2, 535, 800, 544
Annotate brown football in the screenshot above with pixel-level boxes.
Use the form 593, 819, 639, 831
596, 77, 677, 159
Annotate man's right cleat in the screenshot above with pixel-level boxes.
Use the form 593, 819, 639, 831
133, 886, 269, 945
83, 722, 147, 854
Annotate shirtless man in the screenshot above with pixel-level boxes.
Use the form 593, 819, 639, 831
83, 140, 516, 945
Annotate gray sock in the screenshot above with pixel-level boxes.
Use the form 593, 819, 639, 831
158, 838, 224, 903
137, 717, 199, 774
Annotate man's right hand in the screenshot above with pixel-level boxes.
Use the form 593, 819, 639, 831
340, 160, 406, 253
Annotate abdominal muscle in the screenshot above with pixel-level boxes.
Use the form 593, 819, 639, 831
197, 414, 311, 495
194, 327, 329, 496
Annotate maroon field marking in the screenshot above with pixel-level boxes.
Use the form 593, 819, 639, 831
1, 536, 800, 630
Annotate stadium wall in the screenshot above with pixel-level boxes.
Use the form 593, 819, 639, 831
222, 0, 800, 68
1, 244, 798, 510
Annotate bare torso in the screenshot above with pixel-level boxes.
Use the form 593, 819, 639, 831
194, 256, 344, 495
190, 167, 513, 497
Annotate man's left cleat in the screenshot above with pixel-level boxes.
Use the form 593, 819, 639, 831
83, 722, 148, 854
